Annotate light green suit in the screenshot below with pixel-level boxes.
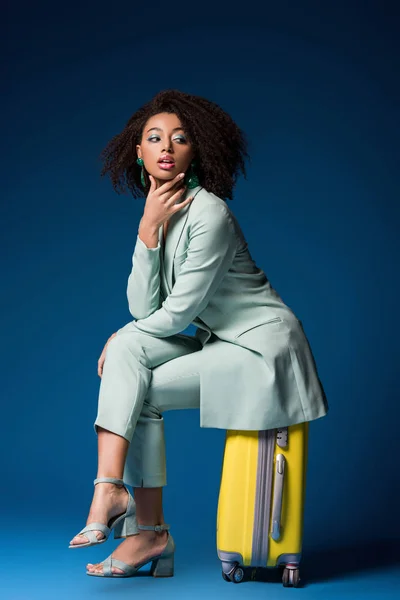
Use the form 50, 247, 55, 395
94, 184, 328, 486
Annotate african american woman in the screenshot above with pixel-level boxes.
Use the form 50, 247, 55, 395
68, 89, 329, 578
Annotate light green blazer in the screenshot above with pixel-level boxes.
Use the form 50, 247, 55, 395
117, 185, 329, 430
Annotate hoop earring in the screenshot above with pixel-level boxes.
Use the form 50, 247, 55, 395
185, 160, 200, 189
136, 157, 146, 187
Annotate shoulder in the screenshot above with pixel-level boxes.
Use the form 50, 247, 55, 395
189, 187, 234, 230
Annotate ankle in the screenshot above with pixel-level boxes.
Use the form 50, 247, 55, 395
139, 529, 168, 542
95, 475, 124, 484
138, 524, 168, 535
94, 482, 126, 496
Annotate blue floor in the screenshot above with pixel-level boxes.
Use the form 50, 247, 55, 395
4, 523, 399, 599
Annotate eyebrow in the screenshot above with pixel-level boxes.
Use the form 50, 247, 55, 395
146, 127, 185, 133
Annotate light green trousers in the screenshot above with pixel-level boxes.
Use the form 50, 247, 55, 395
94, 328, 208, 488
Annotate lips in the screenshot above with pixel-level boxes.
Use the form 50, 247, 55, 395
158, 155, 175, 164
158, 162, 176, 170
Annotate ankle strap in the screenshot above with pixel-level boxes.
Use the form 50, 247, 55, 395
94, 477, 125, 486
138, 524, 170, 532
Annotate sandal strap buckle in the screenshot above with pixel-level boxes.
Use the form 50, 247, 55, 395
138, 523, 170, 532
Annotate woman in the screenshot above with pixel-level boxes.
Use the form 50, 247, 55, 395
69, 89, 329, 577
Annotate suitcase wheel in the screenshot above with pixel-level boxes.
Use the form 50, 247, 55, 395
282, 566, 300, 587
232, 566, 244, 584
221, 564, 244, 584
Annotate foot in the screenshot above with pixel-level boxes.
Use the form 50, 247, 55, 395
86, 529, 169, 575
70, 482, 129, 546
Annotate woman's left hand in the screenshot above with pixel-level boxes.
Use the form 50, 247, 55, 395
98, 332, 117, 378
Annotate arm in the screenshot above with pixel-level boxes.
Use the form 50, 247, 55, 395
117, 204, 237, 337
125, 222, 162, 320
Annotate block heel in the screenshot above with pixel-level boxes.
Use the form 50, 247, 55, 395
113, 508, 138, 539
151, 553, 174, 577
86, 523, 175, 578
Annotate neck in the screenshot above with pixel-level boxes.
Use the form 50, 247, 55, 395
153, 176, 172, 189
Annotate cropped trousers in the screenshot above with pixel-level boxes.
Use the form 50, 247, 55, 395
94, 326, 209, 488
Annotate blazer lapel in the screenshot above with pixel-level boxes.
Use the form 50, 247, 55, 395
160, 185, 203, 295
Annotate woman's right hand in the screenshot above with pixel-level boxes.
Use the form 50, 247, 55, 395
141, 173, 194, 230
98, 332, 117, 378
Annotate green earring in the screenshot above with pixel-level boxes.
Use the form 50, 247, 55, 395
136, 157, 146, 187
185, 160, 200, 189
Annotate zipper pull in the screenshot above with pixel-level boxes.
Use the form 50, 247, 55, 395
270, 453, 286, 541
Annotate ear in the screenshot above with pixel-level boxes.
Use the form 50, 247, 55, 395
136, 144, 142, 159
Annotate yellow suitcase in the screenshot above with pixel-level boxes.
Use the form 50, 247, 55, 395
216, 423, 309, 587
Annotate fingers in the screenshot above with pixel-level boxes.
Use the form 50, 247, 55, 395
156, 173, 186, 198
97, 334, 116, 378
172, 194, 194, 212
166, 183, 188, 205
98, 358, 104, 378
98, 349, 106, 378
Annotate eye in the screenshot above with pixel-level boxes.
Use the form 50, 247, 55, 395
147, 134, 188, 144
173, 136, 187, 144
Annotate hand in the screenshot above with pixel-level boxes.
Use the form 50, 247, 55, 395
141, 173, 194, 230
98, 332, 117, 378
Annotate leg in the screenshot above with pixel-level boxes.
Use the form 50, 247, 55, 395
71, 329, 202, 547
87, 340, 202, 574
69, 427, 131, 546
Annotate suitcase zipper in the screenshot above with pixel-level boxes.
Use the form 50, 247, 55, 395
270, 453, 286, 541
251, 429, 275, 567
271, 427, 288, 541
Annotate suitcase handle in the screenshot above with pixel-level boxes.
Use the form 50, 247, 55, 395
270, 453, 286, 541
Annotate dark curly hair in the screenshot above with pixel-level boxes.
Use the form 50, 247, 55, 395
100, 89, 250, 201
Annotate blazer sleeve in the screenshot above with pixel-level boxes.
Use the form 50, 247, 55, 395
116, 204, 237, 338
124, 231, 162, 320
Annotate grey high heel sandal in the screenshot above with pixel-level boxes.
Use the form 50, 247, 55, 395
86, 523, 175, 578
69, 477, 138, 549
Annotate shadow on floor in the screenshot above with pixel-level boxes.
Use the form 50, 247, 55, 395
301, 538, 400, 583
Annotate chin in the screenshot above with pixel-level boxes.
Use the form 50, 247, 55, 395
156, 172, 176, 180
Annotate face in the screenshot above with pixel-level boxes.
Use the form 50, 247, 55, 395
136, 112, 195, 188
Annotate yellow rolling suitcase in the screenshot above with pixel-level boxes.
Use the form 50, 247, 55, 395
216, 423, 309, 587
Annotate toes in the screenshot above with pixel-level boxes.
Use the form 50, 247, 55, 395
71, 531, 105, 546
86, 562, 124, 575
70, 534, 88, 546
93, 564, 106, 574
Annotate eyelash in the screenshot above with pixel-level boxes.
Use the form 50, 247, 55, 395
147, 136, 187, 144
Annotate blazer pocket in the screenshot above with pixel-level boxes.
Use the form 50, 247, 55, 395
233, 316, 283, 339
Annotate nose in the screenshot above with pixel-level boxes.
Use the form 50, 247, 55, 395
162, 139, 173, 152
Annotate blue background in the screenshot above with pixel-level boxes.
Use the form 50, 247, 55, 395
2, 0, 399, 598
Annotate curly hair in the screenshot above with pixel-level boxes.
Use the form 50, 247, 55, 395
100, 89, 250, 201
